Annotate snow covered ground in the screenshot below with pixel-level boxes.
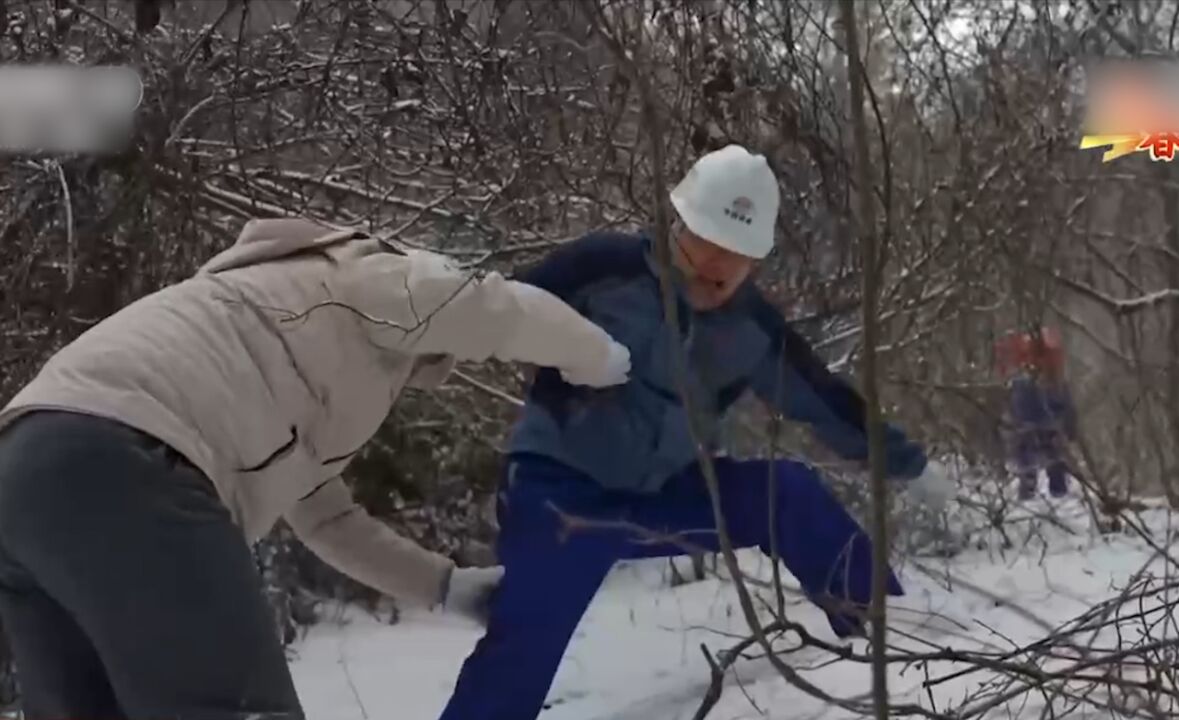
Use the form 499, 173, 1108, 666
289, 486, 1178, 720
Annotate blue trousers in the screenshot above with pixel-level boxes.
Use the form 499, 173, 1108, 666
437, 455, 903, 720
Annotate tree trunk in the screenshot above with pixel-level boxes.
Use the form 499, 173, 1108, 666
1158, 162, 1179, 508
840, 1, 891, 717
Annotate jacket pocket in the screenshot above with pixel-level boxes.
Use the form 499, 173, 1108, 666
239, 425, 300, 473
648, 405, 700, 492
560, 385, 661, 492
317, 439, 365, 475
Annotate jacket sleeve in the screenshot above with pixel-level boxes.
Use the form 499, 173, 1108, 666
285, 477, 454, 608
747, 305, 927, 481
330, 248, 616, 377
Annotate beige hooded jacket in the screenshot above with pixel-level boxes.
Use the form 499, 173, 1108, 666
0, 218, 620, 608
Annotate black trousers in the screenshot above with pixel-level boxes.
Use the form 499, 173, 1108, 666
0, 411, 302, 720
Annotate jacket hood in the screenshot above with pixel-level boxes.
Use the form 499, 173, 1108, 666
199, 218, 365, 274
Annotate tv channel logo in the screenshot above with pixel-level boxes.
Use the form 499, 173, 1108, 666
0, 65, 143, 155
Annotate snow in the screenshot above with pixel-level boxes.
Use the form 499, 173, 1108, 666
289, 488, 1178, 720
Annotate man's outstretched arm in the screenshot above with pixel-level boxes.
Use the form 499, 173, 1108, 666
286, 476, 503, 622
285, 476, 454, 608
746, 298, 927, 480
329, 246, 630, 387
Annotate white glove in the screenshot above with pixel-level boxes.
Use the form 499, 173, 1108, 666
907, 459, 956, 513
441, 566, 504, 624
559, 340, 631, 388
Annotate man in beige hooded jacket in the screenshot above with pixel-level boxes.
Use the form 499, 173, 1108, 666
0, 217, 631, 720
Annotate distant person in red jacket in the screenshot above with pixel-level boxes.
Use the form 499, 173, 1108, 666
998, 329, 1077, 500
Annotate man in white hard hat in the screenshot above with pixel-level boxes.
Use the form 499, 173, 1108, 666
435, 145, 954, 720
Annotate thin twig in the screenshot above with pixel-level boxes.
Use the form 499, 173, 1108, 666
51, 160, 75, 291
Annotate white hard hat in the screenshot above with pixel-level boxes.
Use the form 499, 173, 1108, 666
669, 144, 780, 259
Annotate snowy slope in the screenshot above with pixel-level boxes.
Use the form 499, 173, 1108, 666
289, 492, 1177, 720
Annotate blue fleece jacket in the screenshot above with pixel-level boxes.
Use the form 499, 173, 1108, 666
508, 231, 927, 494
